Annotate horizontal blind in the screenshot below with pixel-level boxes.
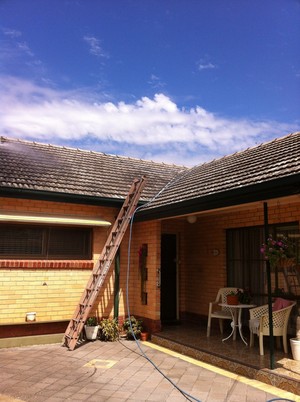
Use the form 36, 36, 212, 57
0, 225, 92, 260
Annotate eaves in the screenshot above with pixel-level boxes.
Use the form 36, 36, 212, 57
0, 186, 137, 208
136, 173, 300, 221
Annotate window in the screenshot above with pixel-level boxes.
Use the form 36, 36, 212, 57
227, 225, 265, 305
0, 225, 92, 259
226, 222, 299, 305
272, 223, 300, 264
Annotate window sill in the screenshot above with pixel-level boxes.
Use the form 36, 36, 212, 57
0, 260, 94, 269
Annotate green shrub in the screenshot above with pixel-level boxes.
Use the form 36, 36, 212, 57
123, 316, 143, 340
99, 318, 119, 342
85, 316, 98, 326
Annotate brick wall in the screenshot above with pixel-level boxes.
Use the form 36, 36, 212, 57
127, 220, 162, 332
1, 196, 299, 336
182, 200, 300, 319
157, 200, 300, 324
0, 197, 163, 335
0, 197, 118, 328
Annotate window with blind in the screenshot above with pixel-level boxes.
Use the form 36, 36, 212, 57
226, 225, 265, 305
0, 225, 92, 259
226, 222, 299, 305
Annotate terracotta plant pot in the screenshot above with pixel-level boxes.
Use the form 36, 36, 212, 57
140, 332, 149, 341
227, 295, 239, 305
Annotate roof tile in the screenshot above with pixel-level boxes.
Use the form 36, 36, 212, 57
0, 137, 186, 201
143, 132, 300, 210
1, 132, 299, 211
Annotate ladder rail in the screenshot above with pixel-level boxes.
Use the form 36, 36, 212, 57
63, 176, 146, 350
283, 266, 300, 296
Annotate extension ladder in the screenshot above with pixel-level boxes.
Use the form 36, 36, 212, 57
283, 266, 300, 297
63, 176, 146, 350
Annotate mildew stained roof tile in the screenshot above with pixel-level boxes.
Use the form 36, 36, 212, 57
1, 132, 299, 210
0, 137, 186, 201
143, 131, 300, 210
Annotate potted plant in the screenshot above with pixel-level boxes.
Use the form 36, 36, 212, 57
260, 235, 294, 268
140, 331, 150, 341
237, 288, 252, 304
84, 316, 99, 341
290, 316, 300, 361
261, 235, 295, 293
99, 318, 119, 342
226, 290, 239, 305
123, 316, 143, 340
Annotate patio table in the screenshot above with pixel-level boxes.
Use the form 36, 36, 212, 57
218, 303, 256, 345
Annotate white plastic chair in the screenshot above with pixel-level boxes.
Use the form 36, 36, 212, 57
249, 300, 296, 355
207, 287, 239, 337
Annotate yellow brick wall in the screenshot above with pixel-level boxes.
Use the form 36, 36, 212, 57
127, 220, 161, 321
0, 269, 91, 323
0, 197, 163, 327
1, 196, 299, 327
0, 197, 119, 324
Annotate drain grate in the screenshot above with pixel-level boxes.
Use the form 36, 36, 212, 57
84, 359, 117, 369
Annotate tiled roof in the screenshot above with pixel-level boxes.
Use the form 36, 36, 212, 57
0, 137, 186, 202
1, 132, 299, 212
142, 131, 300, 212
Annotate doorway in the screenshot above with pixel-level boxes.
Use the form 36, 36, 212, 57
160, 234, 178, 323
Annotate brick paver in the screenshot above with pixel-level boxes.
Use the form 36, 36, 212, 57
0, 340, 298, 401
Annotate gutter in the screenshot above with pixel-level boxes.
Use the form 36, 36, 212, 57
136, 174, 300, 221
0, 186, 146, 208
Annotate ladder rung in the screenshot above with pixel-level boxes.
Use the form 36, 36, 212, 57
62, 176, 146, 350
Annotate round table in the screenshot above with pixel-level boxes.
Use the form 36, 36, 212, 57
218, 303, 256, 345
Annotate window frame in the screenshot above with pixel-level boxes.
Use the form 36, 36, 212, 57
226, 221, 299, 304
0, 224, 93, 260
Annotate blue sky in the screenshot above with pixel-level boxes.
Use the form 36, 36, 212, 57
0, 0, 299, 166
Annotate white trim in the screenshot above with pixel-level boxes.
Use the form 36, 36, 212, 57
0, 213, 111, 227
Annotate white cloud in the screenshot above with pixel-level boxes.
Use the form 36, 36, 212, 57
83, 35, 109, 59
0, 76, 297, 166
198, 62, 216, 71
148, 74, 166, 89
2, 28, 22, 38
197, 56, 217, 71
0, 29, 46, 77
17, 41, 35, 58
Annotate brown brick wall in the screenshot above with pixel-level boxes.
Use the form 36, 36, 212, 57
155, 200, 300, 324
182, 201, 300, 319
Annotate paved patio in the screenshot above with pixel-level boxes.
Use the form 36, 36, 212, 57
0, 339, 298, 402
152, 323, 300, 395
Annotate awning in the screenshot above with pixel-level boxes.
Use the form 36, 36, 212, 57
0, 213, 111, 227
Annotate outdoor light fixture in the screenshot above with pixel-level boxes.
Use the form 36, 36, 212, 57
26, 312, 36, 322
187, 215, 197, 224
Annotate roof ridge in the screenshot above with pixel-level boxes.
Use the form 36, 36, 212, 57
189, 131, 299, 171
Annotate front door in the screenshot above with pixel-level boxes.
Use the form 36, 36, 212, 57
160, 234, 178, 323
